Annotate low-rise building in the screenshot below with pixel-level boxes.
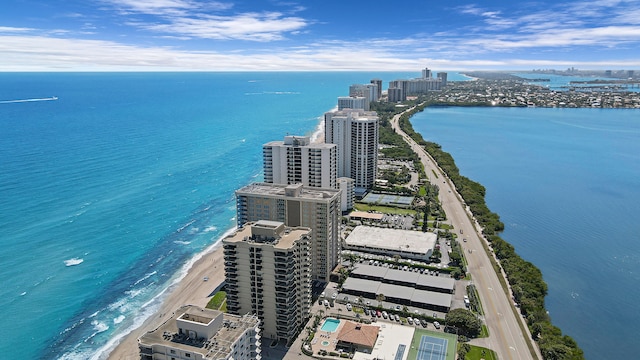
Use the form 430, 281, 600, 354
138, 305, 260, 360
343, 226, 436, 261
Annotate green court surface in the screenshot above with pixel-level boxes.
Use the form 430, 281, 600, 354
406, 329, 457, 360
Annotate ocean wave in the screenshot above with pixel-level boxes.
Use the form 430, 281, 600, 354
113, 315, 125, 325
65, 258, 84, 267
203, 225, 217, 233
173, 240, 191, 245
132, 271, 157, 287
86, 320, 109, 341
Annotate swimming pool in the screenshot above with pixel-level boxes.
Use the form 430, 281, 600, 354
320, 318, 340, 332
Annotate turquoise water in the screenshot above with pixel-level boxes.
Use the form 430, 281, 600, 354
1, 71, 425, 359
2, 71, 631, 359
320, 318, 341, 332
411, 107, 640, 360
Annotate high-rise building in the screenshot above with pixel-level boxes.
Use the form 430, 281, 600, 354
387, 87, 404, 103
337, 177, 355, 213
138, 305, 261, 360
223, 221, 312, 344
370, 78, 383, 99
235, 183, 340, 283
324, 109, 379, 190
348, 83, 379, 110
337, 96, 367, 111
437, 72, 448, 86
389, 67, 447, 100
263, 135, 336, 189
422, 67, 432, 79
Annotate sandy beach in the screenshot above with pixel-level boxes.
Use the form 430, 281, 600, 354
107, 245, 226, 359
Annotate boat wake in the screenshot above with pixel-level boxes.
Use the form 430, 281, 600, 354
0, 96, 58, 104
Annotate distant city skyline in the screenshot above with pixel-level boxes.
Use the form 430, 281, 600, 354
1, 0, 639, 71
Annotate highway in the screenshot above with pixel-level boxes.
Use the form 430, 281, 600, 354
390, 107, 541, 360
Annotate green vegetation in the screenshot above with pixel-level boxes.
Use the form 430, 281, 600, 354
397, 101, 584, 359
465, 284, 482, 315
353, 203, 416, 215
206, 291, 227, 311
445, 308, 482, 337
463, 345, 497, 360
478, 325, 489, 338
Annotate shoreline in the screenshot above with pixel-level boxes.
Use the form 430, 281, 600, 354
106, 244, 226, 359
105, 117, 327, 359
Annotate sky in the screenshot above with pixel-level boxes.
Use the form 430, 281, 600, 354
1, 0, 639, 71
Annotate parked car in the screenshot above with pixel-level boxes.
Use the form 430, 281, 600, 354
433, 321, 441, 329
407, 317, 413, 325
346, 303, 352, 311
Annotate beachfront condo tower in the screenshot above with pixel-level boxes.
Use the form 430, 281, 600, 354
222, 221, 312, 344
263, 135, 337, 189
235, 183, 340, 283
324, 109, 379, 191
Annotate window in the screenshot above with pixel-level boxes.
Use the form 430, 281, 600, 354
186, 354, 191, 358
170, 350, 176, 354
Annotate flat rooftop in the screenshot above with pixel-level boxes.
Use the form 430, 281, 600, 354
236, 182, 339, 200
345, 226, 436, 255
348, 211, 384, 221
350, 264, 455, 291
223, 222, 311, 249
139, 305, 258, 359
342, 278, 452, 308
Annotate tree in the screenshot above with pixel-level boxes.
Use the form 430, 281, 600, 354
422, 204, 430, 232
444, 308, 482, 337
458, 343, 471, 359
449, 250, 462, 266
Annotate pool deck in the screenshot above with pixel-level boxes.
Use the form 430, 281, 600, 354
310, 318, 345, 355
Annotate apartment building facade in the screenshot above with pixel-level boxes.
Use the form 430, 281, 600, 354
263, 135, 337, 189
223, 221, 312, 344
235, 183, 340, 283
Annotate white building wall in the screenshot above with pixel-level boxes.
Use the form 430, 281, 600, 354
263, 136, 336, 189
324, 109, 379, 189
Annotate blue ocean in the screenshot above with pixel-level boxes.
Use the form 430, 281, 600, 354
2, 72, 635, 360
411, 106, 640, 360
0, 71, 432, 359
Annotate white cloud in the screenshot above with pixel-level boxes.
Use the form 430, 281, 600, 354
1, 34, 638, 72
133, 12, 307, 41
0, 26, 34, 33
101, 0, 306, 41
103, 0, 232, 16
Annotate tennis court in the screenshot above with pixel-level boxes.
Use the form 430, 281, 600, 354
416, 335, 447, 360
407, 329, 456, 360
361, 193, 415, 208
